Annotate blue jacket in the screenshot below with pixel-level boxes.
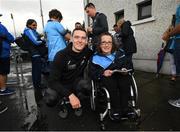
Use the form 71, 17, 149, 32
175, 4, 180, 26
23, 27, 42, 46
23, 27, 43, 57
0, 23, 14, 58
89, 50, 130, 81
44, 20, 67, 61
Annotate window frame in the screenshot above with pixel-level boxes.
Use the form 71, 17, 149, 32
114, 9, 124, 23
137, 0, 152, 20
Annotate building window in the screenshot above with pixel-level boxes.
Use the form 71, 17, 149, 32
137, 0, 152, 20
114, 10, 124, 23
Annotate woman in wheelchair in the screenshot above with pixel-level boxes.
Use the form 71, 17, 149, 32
89, 32, 132, 121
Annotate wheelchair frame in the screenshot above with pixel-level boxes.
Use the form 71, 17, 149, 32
90, 72, 141, 130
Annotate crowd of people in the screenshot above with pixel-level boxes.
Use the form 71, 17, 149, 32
0, 2, 180, 123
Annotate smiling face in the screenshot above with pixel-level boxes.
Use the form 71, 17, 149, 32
72, 29, 87, 53
29, 22, 37, 30
100, 35, 113, 55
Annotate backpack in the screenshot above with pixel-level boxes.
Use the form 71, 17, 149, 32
14, 34, 29, 51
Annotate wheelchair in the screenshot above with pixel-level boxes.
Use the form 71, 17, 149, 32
90, 69, 141, 130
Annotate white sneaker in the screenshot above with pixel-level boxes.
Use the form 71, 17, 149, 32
168, 98, 180, 108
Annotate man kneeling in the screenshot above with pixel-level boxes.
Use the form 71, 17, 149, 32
46, 28, 92, 109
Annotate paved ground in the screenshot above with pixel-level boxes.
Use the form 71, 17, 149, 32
0, 62, 180, 131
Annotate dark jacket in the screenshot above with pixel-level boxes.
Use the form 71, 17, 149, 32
121, 21, 137, 54
114, 31, 123, 49
91, 12, 108, 44
0, 23, 14, 58
48, 43, 93, 97
89, 50, 131, 81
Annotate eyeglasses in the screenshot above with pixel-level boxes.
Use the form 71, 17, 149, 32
101, 41, 112, 46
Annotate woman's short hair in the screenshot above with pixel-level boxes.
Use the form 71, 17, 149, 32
26, 19, 36, 27
49, 9, 63, 20
96, 32, 117, 54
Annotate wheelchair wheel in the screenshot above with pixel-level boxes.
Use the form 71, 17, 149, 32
128, 74, 141, 120
129, 74, 138, 107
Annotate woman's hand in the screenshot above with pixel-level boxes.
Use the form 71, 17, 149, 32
68, 93, 81, 109
103, 70, 113, 77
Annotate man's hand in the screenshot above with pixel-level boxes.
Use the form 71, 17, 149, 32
65, 32, 71, 41
169, 24, 180, 37
68, 93, 81, 109
162, 26, 174, 41
162, 32, 170, 41
103, 70, 113, 77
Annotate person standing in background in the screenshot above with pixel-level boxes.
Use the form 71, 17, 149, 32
23, 19, 46, 106
0, 14, 15, 114
85, 3, 108, 51
162, 14, 176, 81
166, 4, 180, 108
44, 9, 71, 70
113, 24, 123, 49
0, 14, 15, 96
117, 18, 137, 70
75, 22, 82, 29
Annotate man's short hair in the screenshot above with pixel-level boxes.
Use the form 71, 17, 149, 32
84, 3, 95, 10
75, 22, 81, 25
49, 9, 63, 20
72, 27, 87, 37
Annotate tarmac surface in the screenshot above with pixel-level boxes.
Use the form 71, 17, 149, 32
0, 61, 180, 131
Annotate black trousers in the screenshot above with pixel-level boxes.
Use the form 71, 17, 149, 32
101, 73, 131, 112
31, 56, 42, 104
126, 53, 134, 70
61, 78, 91, 103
